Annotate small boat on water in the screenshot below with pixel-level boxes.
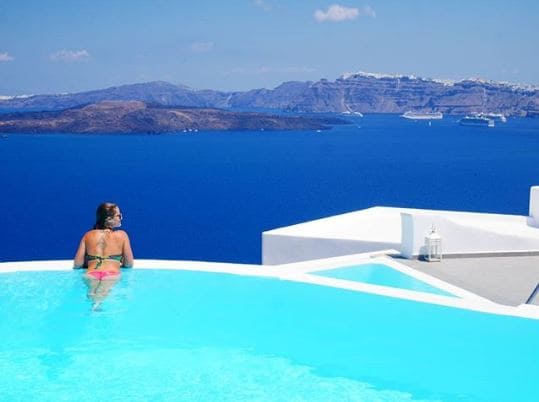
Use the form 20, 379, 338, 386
401, 111, 443, 120
459, 115, 495, 127
477, 113, 507, 123
341, 110, 364, 117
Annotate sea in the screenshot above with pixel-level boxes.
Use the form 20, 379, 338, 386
1, 114, 538, 264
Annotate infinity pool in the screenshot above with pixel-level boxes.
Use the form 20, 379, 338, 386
1, 269, 539, 401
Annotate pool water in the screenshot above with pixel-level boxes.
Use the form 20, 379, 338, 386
313, 263, 455, 296
1, 269, 539, 401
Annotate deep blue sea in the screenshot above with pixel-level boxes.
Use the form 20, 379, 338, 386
1, 114, 538, 264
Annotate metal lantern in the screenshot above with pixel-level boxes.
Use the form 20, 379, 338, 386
425, 225, 442, 262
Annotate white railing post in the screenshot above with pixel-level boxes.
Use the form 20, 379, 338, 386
530, 186, 539, 227
400, 213, 414, 259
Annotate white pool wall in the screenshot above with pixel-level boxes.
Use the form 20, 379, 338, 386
2, 255, 539, 320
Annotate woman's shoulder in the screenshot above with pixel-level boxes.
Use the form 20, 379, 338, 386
114, 230, 130, 238
83, 229, 99, 238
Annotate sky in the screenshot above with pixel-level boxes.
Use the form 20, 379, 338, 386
1, 0, 538, 95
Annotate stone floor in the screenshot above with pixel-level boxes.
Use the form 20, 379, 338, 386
398, 255, 539, 306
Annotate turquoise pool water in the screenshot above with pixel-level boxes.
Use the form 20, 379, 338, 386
1, 269, 539, 401
314, 263, 455, 297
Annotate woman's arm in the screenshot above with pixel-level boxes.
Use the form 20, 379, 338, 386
73, 235, 87, 269
121, 232, 134, 268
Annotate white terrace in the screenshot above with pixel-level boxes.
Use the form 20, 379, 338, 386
263, 186, 539, 265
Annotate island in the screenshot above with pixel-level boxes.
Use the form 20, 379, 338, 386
0, 100, 341, 134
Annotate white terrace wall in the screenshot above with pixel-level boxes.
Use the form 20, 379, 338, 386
400, 212, 539, 259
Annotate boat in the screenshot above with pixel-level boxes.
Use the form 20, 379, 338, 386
401, 111, 443, 120
477, 113, 507, 123
459, 115, 495, 127
341, 110, 364, 117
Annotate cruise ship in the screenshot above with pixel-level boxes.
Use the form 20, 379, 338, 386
459, 115, 495, 127
401, 111, 443, 120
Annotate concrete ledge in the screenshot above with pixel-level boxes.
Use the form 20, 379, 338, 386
408, 250, 539, 260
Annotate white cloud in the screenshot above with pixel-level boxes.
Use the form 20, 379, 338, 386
190, 41, 214, 53
314, 4, 375, 22
49, 49, 90, 62
252, 0, 271, 11
226, 66, 316, 75
315, 4, 358, 22
0, 52, 14, 62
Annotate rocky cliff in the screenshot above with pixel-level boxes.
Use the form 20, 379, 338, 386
228, 73, 539, 116
1, 72, 538, 117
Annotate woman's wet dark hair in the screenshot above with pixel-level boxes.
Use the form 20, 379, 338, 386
94, 202, 118, 229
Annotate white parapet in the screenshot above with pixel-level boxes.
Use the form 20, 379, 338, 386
530, 186, 539, 227
262, 207, 401, 265
264, 204, 539, 264
400, 211, 539, 258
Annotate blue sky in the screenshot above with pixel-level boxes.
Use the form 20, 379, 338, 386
1, 0, 538, 95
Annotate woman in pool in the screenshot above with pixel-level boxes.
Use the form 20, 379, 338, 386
74, 202, 134, 306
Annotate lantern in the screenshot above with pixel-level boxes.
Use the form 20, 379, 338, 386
425, 225, 442, 262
